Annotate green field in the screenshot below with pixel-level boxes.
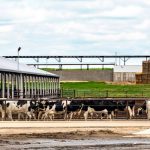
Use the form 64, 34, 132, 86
60, 82, 150, 98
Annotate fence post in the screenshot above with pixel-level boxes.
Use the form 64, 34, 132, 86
142, 91, 144, 97
61, 88, 63, 98
106, 90, 108, 98
125, 91, 128, 98
73, 90, 76, 98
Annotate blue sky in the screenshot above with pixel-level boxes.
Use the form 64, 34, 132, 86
0, 0, 150, 57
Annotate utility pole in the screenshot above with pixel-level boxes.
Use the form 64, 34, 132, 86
17, 47, 21, 71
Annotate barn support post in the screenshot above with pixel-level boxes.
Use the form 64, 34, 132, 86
44, 77, 46, 96
31, 76, 34, 99
34, 76, 36, 98
37, 76, 40, 98
24, 75, 27, 98
56, 78, 60, 97
48, 78, 50, 96
2, 73, 5, 98
54, 78, 56, 96
51, 78, 54, 96
27, 76, 30, 98
15, 75, 19, 98
19, 73, 23, 99
49, 78, 51, 96
56, 78, 60, 96
11, 74, 14, 99
40, 77, 42, 98
7, 73, 10, 99
42, 77, 44, 97
33, 76, 35, 98
49, 77, 51, 96
46, 77, 48, 96
45, 77, 47, 96
53, 78, 55, 96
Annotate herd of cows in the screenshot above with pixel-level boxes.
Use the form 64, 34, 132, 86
0, 99, 149, 121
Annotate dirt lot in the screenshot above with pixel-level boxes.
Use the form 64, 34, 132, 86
0, 120, 150, 139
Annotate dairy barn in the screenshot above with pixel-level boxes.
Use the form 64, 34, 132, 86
0, 57, 60, 99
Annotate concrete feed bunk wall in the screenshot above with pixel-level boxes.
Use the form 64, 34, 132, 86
50, 70, 113, 81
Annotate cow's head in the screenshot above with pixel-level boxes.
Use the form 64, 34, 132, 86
137, 107, 143, 116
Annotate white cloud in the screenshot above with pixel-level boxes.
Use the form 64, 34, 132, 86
101, 6, 142, 17
0, 25, 13, 33
0, 0, 149, 58
135, 20, 150, 30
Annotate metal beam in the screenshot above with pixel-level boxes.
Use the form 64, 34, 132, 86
27, 63, 115, 66
4, 55, 150, 59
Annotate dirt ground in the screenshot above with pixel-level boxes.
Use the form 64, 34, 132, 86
0, 120, 150, 139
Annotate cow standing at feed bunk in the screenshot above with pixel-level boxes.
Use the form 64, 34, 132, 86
0, 100, 37, 121
81, 100, 136, 121
137, 100, 150, 120
0, 99, 143, 121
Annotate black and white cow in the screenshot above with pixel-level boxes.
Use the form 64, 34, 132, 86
0, 100, 5, 120
41, 100, 66, 120
0, 100, 38, 121
65, 100, 84, 120
137, 100, 150, 120
81, 100, 115, 120
114, 100, 135, 119
79, 100, 135, 120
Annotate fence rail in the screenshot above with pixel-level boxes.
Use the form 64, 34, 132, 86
61, 89, 150, 98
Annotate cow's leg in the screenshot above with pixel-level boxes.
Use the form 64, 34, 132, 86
38, 111, 43, 120
100, 113, 103, 119
51, 114, 54, 120
32, 113, 36, 120
90, 112, 93, 119
26, 112, 32, 120
84, 111, 88, 121
49, 114, 53, 121
111, 111, 115, 119
69, 112, 73, 121
127, 106, 133, 119
107, 113, 112, 120
42, 113, 46, 120
18, 113, 21, 120
132, 106, 135, 117
1, 110, 5, 121
7, 112, 13, 121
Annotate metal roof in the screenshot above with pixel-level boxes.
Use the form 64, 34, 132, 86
0, 57, 59, 77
